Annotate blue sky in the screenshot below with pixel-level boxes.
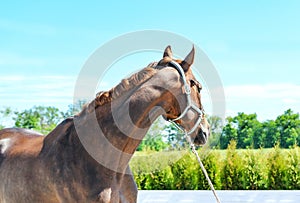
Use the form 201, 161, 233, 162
0, 1, 299, 122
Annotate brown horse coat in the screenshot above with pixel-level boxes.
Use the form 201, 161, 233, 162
0, 46, 209, 203
0, 122, 137, 203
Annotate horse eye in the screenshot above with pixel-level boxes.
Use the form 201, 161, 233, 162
190, 80, 196, 87
190, 80, 201, 93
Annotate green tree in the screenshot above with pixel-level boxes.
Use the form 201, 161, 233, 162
207, 115, 223, 148
275, 109, 300, 148
234, 113, 261, 148
137, 117, 169, 151
14, 108, 40, 129
220, 109, 300, 149
220, 117, 238, 149
220, 113, 262, 149
261, 120, 280, 148
13, 106, 63, 134
164, 123, 187, 150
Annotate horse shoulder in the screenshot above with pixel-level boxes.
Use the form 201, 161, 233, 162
0, 128, 45, 157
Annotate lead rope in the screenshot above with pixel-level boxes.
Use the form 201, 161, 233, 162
185, 134, 221, 203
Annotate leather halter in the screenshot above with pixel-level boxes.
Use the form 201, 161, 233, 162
168, 61, 205, 136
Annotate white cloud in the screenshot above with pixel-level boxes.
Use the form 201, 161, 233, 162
0, 75, 76, 111
224, 83, 300, 120
225, 83, 300, 101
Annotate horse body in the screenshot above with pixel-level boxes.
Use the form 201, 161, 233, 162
0, 128, 58, 203
0, 123, 136, 203
0, 46, 209, 203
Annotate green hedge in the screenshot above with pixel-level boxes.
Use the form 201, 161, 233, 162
130, 142, 300, 190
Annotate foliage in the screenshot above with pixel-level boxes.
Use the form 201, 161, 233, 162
220, 109, 300, 149
275, 109, 300, 148
221, 113, 261, 149
13, 106, 63, 134
207, 115, 223, 148
171, 153, 199, 189
136, 117, 169, 151
221, 140, 243, 189
261, 120, 280, 148
131, 146, 300, 190
242, 149, 266, 189
131, 151, 184, 189
0, 100, 86, 134
266, 144, 288, 189
286, 145, 300, 189
164, 123, 187, 150
220, 117, 238, 149
197, 149, 222, 190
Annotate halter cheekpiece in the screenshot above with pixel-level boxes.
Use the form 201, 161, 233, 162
168, 61, 205, 136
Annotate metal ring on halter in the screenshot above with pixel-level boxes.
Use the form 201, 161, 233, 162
168, 61, 205, 136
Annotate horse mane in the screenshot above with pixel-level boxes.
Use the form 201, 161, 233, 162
79, 62, 158, 114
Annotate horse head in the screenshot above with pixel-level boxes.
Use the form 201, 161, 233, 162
158, 45, 210, 145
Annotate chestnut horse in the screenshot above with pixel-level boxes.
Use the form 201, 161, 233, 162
0, 46, 209, 203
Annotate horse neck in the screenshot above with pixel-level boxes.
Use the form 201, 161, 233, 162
90, 69, 180, 172
41, 68, 181, 174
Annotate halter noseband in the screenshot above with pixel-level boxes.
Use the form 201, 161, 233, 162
168, 61, 205, 136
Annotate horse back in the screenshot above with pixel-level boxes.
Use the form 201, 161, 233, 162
0, 128, 44, 158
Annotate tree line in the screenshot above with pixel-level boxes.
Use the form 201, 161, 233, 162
0, 104, 299, 149
0, 101, 85, 134
219, 109, 300, 149
137, 109, 300, 150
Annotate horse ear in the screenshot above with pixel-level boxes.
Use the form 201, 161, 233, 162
181, 45, 195, 72
163, 45, 173, 58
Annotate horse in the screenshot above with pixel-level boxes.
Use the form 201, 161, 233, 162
0, 45, 210, 203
